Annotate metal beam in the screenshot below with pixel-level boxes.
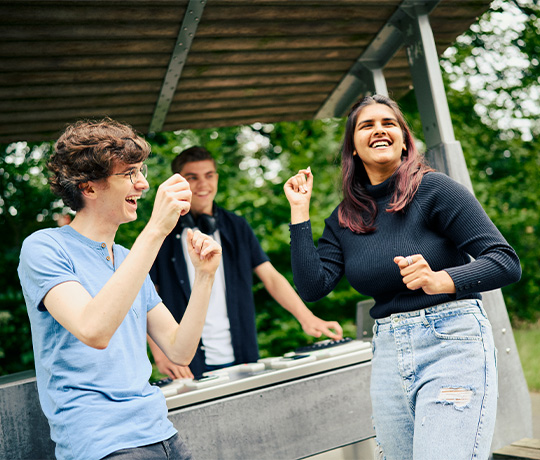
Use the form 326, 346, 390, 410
148, 0, 206, 134
403, 11, 456, 147
316, 64, 382, 119
315, 0, 442, 119
401, 10, 474, 190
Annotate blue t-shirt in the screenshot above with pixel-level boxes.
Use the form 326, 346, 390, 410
18, 225, 176, 460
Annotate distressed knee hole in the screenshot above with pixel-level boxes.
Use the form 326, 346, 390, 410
437, 387, 473, 410
374, 439, 385, 460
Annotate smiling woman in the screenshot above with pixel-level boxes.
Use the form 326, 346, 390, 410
352, 103, 405, 185
284, 94, 522, 460
338, 94, 432, 234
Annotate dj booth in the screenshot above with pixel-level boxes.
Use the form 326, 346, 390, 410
0, 339, 375, 459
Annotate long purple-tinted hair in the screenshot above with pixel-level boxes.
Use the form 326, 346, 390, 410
338, 94, 433, 234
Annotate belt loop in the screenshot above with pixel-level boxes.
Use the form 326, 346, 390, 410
420, 308, 429, 326
372, 321, 378, 336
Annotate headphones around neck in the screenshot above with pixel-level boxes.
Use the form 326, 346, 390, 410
179, 210, 217, 235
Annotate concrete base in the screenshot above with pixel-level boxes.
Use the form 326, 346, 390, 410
0, 363, 375, 460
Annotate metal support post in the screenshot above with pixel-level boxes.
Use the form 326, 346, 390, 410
402, 11, 474, 191
316, 63, 387, 119
315, 0, 442, 119
149, 0, 206, 134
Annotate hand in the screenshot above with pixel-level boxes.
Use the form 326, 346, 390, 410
284, 167, 313, 208
300, 314, 343, 341
149, 174, 192, 237
186, 229, 222, 276
394, 254, 456, 295
155, 355, 194, 380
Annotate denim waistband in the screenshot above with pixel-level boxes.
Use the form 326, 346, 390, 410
374, 299, 485, 330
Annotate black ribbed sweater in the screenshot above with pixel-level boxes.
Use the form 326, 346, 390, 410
289, 172, 521, 319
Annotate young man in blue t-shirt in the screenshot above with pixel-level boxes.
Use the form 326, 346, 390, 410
18, 119, 222, 460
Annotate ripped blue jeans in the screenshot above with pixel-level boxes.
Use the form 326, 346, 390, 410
370, 300, 497, 460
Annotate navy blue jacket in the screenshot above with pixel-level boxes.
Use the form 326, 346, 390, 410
150, 205, 269, 377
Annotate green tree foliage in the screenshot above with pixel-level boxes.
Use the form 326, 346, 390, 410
0, 141, 65, 374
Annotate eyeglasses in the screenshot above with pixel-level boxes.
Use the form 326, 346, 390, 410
111, 164, 148, 184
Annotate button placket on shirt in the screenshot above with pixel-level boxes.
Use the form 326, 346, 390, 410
99, 242, 113, 264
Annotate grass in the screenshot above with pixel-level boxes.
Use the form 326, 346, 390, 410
514, 324, 540, 392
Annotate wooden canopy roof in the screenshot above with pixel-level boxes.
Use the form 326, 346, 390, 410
0, 0, 491, 144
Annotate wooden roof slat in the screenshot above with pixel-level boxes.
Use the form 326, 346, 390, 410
193, 21, 386, 37
0, 105, 155, 125
0, 40, 176, 57
430, 3, 491, 19
161, 112, 315, 131
1, 4, 188, 23
204, 0, 411, 3
184, 49, 363, 65
0, 116, 152, 136
190, 35, 373, 52
0, 69, 166, 86
174, 73, 348, 91
168, 94, 328, 112
0, 55, 171, 72
166, 104, 320, 123
200, 5, 398, 21
171, 84, 338, 101
0, 82, 162, 100
1, 24, 181, 41
180, 61, 356, 78
2, 4, 396, 23
0, 94, 159, 113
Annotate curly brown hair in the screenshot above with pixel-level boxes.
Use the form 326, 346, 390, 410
48, 118, 150, 211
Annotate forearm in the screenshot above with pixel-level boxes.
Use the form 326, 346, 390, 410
264, 273, 316, 323
259, 263, 343, 340
289, 220, 343, 302
148, 334, 168, 362
165, 271, 215, 364
290, 203, 310, 225
79, 225, 166, 347
446, 253, 521, 297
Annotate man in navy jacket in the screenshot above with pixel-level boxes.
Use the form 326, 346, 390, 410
149, 146, 343, 378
